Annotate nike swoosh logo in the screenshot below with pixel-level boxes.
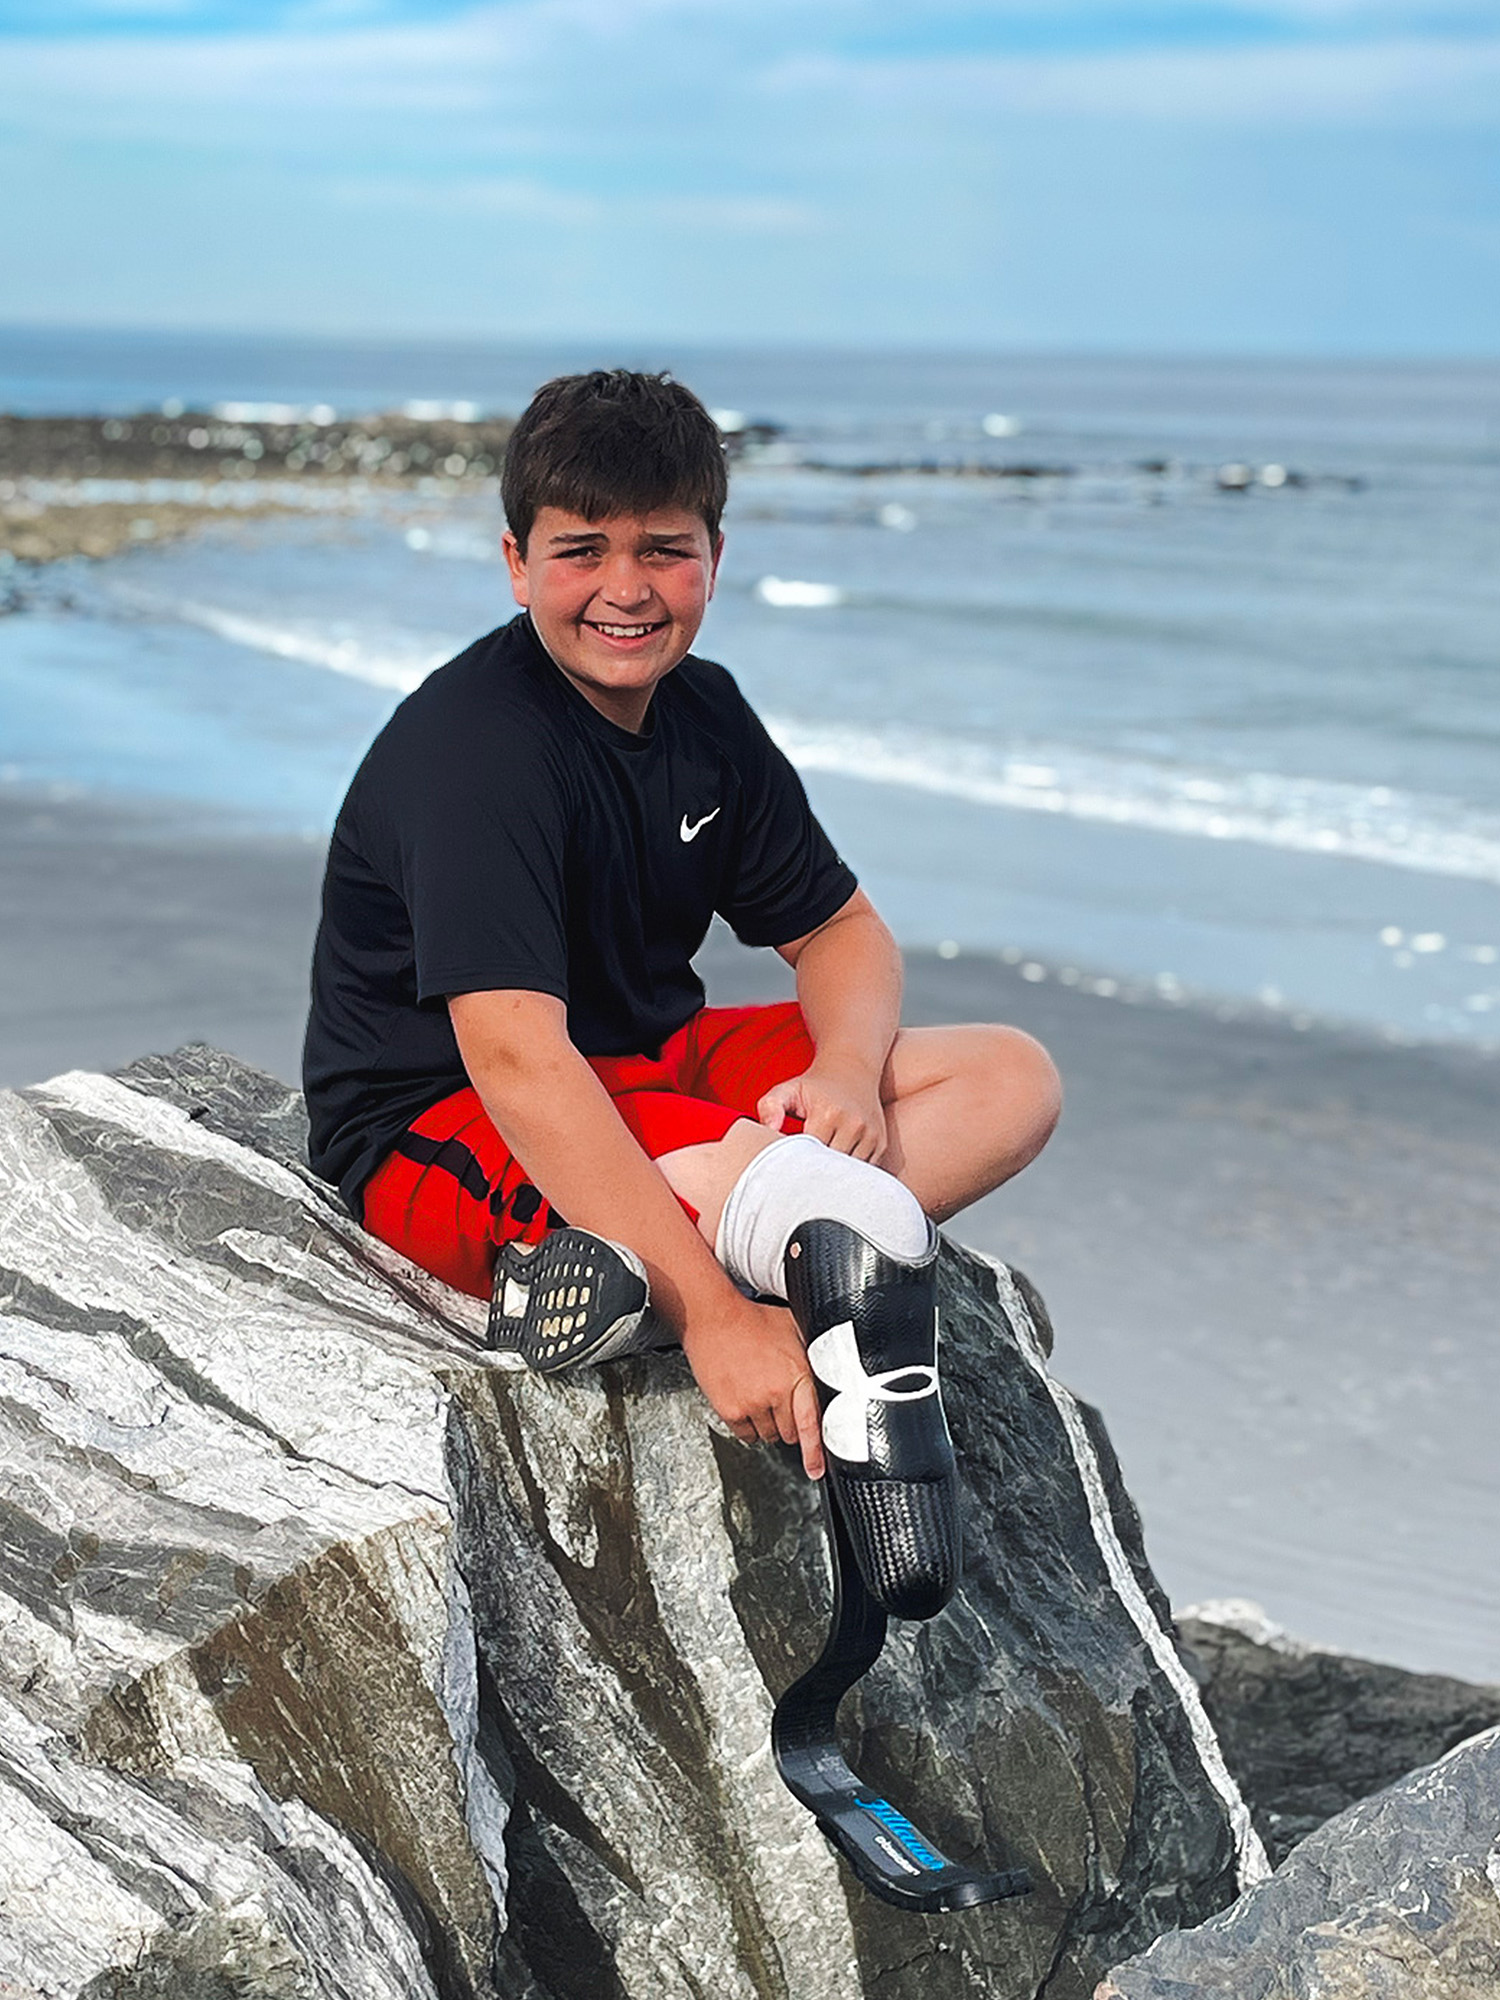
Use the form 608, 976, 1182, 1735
679, 807, 721, 842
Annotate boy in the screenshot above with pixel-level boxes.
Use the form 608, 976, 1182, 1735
304, 371, 1059, 1620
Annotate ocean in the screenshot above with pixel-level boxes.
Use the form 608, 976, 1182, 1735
2, 327, 1497, 1051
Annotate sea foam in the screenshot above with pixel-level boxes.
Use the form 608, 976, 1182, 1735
765, 717, 1500, 888
133, 597, 1500, 889
154, 600, 449, 694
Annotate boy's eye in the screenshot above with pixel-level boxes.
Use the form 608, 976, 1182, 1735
551, 542, 696, 563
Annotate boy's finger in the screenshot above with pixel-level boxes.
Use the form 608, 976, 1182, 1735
757, 1082, 797, 1127
792, 1374, 825, 1480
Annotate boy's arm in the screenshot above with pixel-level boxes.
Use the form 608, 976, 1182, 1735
448, 989, 824, 1477
758, 889, 902, 1161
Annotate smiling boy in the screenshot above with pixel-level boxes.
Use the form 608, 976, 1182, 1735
304, 370, 1059, 1617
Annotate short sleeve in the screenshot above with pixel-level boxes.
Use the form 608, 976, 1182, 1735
375, 713, 573, 1006
718, 704, 858, 947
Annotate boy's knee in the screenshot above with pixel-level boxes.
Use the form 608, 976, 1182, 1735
976, 1024, 1062, 1151
972, 1022, 1059, 1099
716, 1133, 929, 1298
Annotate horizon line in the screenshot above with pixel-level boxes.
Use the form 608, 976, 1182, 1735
1, 320, 1498, 371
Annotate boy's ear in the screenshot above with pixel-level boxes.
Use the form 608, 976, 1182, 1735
708, 531, 725, 599
501, 530, 530, 606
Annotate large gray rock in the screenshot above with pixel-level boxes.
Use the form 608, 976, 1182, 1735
1097, 1725, 1500, 1999
0, 1692, 440, 2000
0, 1047, 1265, 1999
1180, 1601, 1500, 1866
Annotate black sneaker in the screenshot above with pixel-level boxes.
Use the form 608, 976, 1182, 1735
487, 1228, 652, 1373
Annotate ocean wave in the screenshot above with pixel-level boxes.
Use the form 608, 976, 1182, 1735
765, 716, 1500, 886
754, 575, 845, 608
147, 599, 453, 693
126, 595, 1500, 886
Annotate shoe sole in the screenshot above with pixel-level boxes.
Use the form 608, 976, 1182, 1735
489, 1230, 650, 1374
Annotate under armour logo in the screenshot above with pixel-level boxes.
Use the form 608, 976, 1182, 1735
807, 1321, 938, 1464
679, 806, 720, 842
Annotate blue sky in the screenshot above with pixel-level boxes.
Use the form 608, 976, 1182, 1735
2, 1, 1497, 353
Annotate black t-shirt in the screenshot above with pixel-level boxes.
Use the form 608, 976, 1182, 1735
303, 614, 857, 1212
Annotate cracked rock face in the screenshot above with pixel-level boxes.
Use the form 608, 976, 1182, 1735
1098, 1725, 1500, 2000
0, 1047, 1260, 1999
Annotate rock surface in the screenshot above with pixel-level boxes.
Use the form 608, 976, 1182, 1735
1180, 1600, 1500, 1866
1098, 1724, 1500, 1999
0, 1046, 1265, 1999
0, 1694, 441, 2000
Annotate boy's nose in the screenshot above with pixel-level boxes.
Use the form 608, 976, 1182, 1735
599, 556, 654, 606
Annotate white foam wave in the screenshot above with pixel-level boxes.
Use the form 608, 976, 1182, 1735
121, 594, 1500, 887
15, 476, 360, 511
754, 576, 844, 609
765, 715, 1500, 886
168, 601, 452, 694
404, 523, 498, 562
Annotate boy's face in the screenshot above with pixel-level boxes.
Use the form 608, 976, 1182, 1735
503, 505, 722, 732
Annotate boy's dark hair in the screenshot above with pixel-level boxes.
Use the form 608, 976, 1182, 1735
502, 370, 728, 552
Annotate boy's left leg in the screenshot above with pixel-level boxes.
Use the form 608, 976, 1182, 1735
658, 1010, 1058, 1623
875, 1023, 1061, 1222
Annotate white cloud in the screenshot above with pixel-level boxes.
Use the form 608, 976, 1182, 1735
324, 173, 821, 233
0, 20, 496, 127
0, 0, 773, 148
1233, 1, 1500, 20
6, 0, 1497, 149
325, 174, 603, 222
769, 33, 1500, 126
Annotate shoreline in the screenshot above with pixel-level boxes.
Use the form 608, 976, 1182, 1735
3, 785, 1498, 1681
0, 407, 512, 565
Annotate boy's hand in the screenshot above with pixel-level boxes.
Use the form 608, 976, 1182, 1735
757, 1057, 888, 1163
681, 1297, 825, 1480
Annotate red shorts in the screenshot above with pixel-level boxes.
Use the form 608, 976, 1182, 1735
361, 1000, 813, 1300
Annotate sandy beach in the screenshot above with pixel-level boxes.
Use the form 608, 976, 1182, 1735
3, 785, 1498, 1683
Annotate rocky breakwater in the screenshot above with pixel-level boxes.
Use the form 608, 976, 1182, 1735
0, 1046, 1263, 1999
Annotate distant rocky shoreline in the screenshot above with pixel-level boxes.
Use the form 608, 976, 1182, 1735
0, 407, 516, 563
0, 404, 1340, 568
0, 407, 517, 485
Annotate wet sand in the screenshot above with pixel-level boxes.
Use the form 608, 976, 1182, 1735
3, 788, 1498, 1681
0, 790, 324, 1088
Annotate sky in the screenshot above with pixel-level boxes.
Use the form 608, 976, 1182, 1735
1, 1, 1498, 354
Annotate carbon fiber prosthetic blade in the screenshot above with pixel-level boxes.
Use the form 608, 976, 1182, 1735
774, 1219, 1030, 1912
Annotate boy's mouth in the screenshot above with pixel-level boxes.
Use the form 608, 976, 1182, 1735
584, 620, 672, 644
584, 619, 670, 640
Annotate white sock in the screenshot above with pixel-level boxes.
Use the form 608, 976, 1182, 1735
714, 1133, 931, 1300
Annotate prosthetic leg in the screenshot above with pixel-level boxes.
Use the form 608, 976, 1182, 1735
773, 1219, 1031, 1911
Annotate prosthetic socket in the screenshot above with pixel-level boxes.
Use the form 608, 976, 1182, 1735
716, 1134, 961, 1621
